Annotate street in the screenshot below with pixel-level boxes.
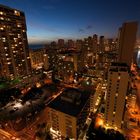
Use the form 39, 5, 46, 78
125, 76, 140, 140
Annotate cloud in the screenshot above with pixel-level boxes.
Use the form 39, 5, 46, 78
86, 25, 93, 29
79, 28, 85, 32
78, 24, 93, 33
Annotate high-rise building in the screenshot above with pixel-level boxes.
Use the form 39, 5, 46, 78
82, 37, 94, 66
118, 22, 138, 67
50, 41, 57, 48
75, 39, 83, 51
105, 62, 129, 129
93, 34, 98, 53
47, 45, 58, 70
29, 48, 44, 69
29, 48, 49, 70
105, 38, 113, 51
54, 49, 79, 83
46, 88, 90, 139
77, 50, 85, 72
58, 39, 65, 48
87, 36, 93, 51
0, 5, 31, 79
67, 39, 75, 48
99, 36, 105, 52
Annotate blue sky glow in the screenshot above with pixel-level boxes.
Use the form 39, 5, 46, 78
0, 0, 140, 44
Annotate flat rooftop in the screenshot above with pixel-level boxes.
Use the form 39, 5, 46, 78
111, 62, 128, 67
0, 4, 24, 14
48, 88, 91, 117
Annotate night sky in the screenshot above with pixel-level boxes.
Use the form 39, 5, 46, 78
0, 0, 140, 44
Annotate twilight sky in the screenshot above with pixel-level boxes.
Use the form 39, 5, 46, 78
0, 0, 140, 44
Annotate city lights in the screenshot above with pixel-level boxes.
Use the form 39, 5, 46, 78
0, 1, 139, 140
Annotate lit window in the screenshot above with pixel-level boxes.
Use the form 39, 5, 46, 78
2, 37, 6, 42
113, 112, 115, 115
0, 27, 4, 30
0, 11, 3, 15
115, 93, 118, 97
14, 38, 17, 42
18, 34, 21, 38
17, 23, 21, 27
0, 17, 4, 20
118, 76, 120, 80
7, 62, 11, 64
7, 18, 10, 21
14, 10, 20, 16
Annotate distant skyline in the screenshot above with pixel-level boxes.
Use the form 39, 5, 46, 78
0, 0, 140, 44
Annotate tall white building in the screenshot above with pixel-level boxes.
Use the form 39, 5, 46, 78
105, 62, 129, 129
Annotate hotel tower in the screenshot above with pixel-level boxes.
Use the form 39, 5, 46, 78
0, 4, 31, 79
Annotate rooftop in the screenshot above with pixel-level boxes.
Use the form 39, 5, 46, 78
48, 88, 91, 117
111, 62, 128, 67
0, 84, 57, 121
0, 4, 24, 15
110, 62, 129, 72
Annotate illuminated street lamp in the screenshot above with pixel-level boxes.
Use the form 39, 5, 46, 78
95, 117, 104, 128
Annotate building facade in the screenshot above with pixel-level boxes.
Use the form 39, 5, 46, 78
105, 63, 129, 129
99, 36, 105, 52
29, 48, 49, 70
0, 4, 31, 79
93, 34, 98, 53
118, 22, 138, 67
46, 88, 90, 139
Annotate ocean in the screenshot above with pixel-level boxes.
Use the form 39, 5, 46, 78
29, 44, 45, 49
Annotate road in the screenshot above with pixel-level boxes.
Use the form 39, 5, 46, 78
135, 79, 140, 108
0, 87, 65, 140
125, 76, 140, 140
25, 88, 65, 140
78, 118, 92, 140
0, 129, 12, 140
